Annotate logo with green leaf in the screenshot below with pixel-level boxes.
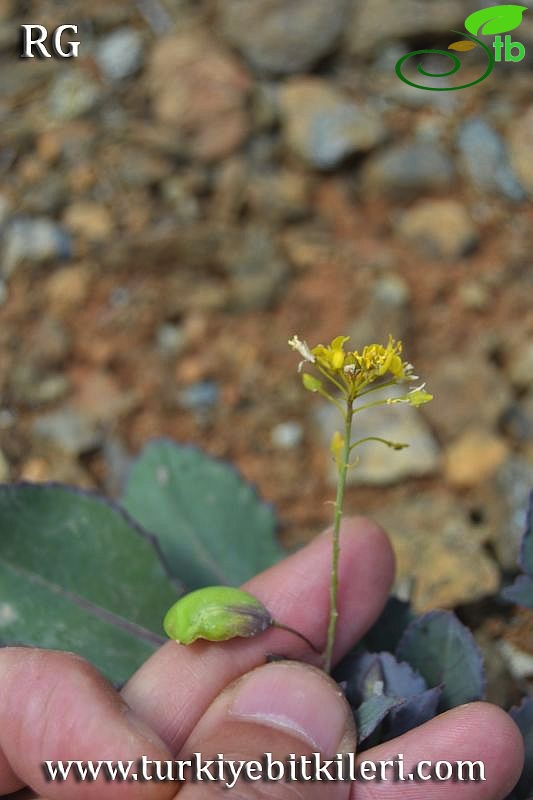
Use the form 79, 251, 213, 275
396, 4, 528, 91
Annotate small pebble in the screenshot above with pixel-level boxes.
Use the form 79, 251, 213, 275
271, 422, 303, 449
97, 27, 143, 81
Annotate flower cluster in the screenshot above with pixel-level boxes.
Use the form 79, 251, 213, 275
289, 334, 432, 407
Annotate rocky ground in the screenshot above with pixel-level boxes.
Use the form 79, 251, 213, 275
0, 0, 532, 701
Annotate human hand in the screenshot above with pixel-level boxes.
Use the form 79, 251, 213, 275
0, 518, 524, 799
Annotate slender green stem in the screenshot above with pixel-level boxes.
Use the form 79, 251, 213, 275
316, 365, 347, 396
323, 401, 353, 674
356, 379, 397, 399
316, 387, 346, 417
353, 397, 395, 414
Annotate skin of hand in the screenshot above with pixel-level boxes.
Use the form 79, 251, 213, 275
0, 517, 525, 800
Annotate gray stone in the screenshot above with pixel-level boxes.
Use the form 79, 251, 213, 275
422, 353, 512, 440
371, 491, 500, 610
97, 27, 143, 81
18, 174, 68, 217
30, 318, 71, 368
456, 118, 524, 201
1, 217, 72, 278
349, 274, 411, 348
0, 410, 15, 431
499, 641, 533, 681
48, 71, 102, 120
102, 436, 133, 498
147, 33, 251, 162
361, 142, 454, 197
443, 428, 509, 489
491, 457, 533, 569
156, 323, 186, 356
506, 339, 533, 391
177, 381, 219, 411
218, 0, 349, 75
501, 394, 533, 443
32, 408, 101, 455
9, 364, 71, 408
315, 386, 440, 487
271, 421, 303, 449
508, 105, 533, 197
396, 200, 478, 260
459, 281, 490, 311
220, 226, 290, 311
347, 0, 468, 56
247, 170, 311, 223
19, 451, 93, 488
280, 78, 386, 169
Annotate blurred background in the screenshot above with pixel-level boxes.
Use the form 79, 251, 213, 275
0, 0, 532, 699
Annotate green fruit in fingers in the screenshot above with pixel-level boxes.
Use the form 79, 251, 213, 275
163, 586, 319, 652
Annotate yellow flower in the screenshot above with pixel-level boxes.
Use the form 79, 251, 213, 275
289, 333, 427, 404
355, 336, 407, 381
311, 336, 350, 372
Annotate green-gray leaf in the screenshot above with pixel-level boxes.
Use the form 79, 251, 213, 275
356, 694, 404, 744
464, 5, 527, 36
0, 483, 178, 684
396, 611, 485, 711
122, 440, 284, 588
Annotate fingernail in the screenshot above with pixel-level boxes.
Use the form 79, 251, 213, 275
229, 662, 352, 755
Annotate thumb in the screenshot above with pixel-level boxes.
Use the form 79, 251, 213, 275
176, 661, 356, 799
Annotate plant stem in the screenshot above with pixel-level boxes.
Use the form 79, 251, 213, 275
323, 401, 353, 674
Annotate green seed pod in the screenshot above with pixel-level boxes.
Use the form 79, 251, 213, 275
302, 373, 323, 393
163, 586, 273, 645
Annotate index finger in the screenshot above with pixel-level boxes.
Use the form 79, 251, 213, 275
122, 517, 395, 753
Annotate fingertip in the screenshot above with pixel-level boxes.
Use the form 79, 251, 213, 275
459, 701, 525, 785
360, 700, 526, 800
339, 515, 396, 581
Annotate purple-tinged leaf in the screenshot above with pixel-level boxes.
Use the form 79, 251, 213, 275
502, 575, 533, 610
334, 648, 377, 707
384, 686, 442, 741
507, 698, 533, 800
379, 651, 427, 698
357, 694, 404, 745
396, 611, 485, 711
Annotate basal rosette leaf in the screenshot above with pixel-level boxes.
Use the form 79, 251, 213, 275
0, 483, 178, 684
122, 439, 284, 588
396, 611, 485, 711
